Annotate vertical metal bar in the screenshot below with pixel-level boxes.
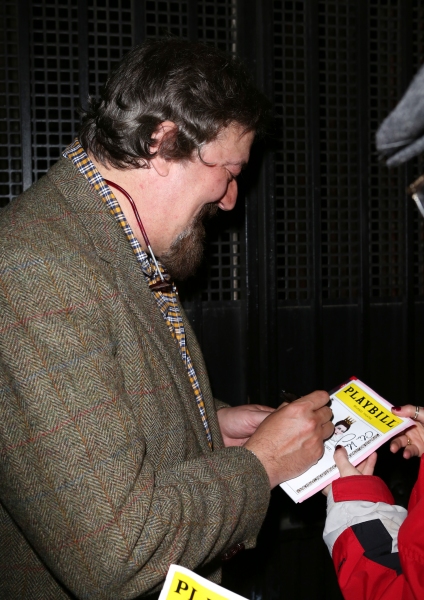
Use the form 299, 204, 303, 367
237, 0, 259, 403
187, 0, 198, 42
357, 0, 370, 381
237, 0, 277, 405
257, 0, 277, 406
78, 0, 89, 113
18, 0, 32, 192
244, 188, 260, 402
399, 0, 415, 401
305, 0, 323, 389
132, 0, 146, 46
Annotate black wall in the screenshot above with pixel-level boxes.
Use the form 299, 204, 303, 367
2, 1, 424, 598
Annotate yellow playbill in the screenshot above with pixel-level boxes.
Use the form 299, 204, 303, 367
280, 377, 413, 503
334, 382, 403, 434
159, 564, 247, 600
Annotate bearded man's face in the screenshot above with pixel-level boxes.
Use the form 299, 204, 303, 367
155, 125, 255, 280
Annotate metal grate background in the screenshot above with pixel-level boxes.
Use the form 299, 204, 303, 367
318, 1, 359, 301
274, 0, 419, 305
88, 0, 133, 98
368, 0, 403, 299
0, 0, 21, 208
30, 1, 80, 180
197, 0, 237, 51
145, 1, 189, 39
270, 1, 424, 408
274, 1, 311, 302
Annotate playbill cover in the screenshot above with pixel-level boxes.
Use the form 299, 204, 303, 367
159, 564, 247, 600
280, 377, 414, 503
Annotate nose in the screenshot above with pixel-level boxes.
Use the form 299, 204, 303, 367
217, 179, 238, 211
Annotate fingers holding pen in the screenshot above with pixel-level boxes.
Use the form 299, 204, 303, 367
245, 389, 334, 488
280, 390, 331, 415
291, 390, 334, 434
279, 390, 334, 440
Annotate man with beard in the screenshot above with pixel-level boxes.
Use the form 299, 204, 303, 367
0, 38, 333, 599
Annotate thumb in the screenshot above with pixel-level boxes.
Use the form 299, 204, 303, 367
334, 445, 358, 477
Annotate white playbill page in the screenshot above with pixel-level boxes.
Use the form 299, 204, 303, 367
280, 377, 414, 503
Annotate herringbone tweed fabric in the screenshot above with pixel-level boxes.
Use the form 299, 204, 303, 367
0, 158, 270, 599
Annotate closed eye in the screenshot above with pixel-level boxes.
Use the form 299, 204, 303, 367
226, 168, 242, 182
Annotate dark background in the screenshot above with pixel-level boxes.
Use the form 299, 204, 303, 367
2, 1, 424, 598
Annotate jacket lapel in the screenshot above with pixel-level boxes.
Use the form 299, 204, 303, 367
47, 158, 213, 454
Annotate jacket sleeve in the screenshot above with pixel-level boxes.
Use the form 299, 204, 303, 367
0, 238, 270, 599
323, 476, 410, 600
214, 399, 231, 411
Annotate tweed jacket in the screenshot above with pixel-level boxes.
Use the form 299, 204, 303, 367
0, 157, 270, 599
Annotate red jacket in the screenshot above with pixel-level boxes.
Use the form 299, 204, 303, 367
323, 455, 424, 599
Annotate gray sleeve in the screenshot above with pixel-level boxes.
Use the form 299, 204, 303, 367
323, 488, 407, 556
376, 63, 424, 166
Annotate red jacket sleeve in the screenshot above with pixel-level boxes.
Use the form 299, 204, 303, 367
324, 466, 424, 600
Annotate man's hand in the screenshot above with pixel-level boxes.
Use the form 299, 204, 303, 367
244, 391, 334, 489
390, 405, 424, 458
217, 405, 275, 447
322, 446, 377, 496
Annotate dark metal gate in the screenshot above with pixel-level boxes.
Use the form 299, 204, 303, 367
2, 1, 424, 598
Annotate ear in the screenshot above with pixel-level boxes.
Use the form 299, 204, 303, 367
149, 120, 177, 177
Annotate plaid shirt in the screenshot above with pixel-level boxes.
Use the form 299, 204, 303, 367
63, 139, 213, 449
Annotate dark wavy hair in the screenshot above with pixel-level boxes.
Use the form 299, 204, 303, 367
79, 38, 271, 169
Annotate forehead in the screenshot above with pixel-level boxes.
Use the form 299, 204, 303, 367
200, 125, 255, 165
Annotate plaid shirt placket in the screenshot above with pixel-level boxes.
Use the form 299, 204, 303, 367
63, 139, 213, 449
